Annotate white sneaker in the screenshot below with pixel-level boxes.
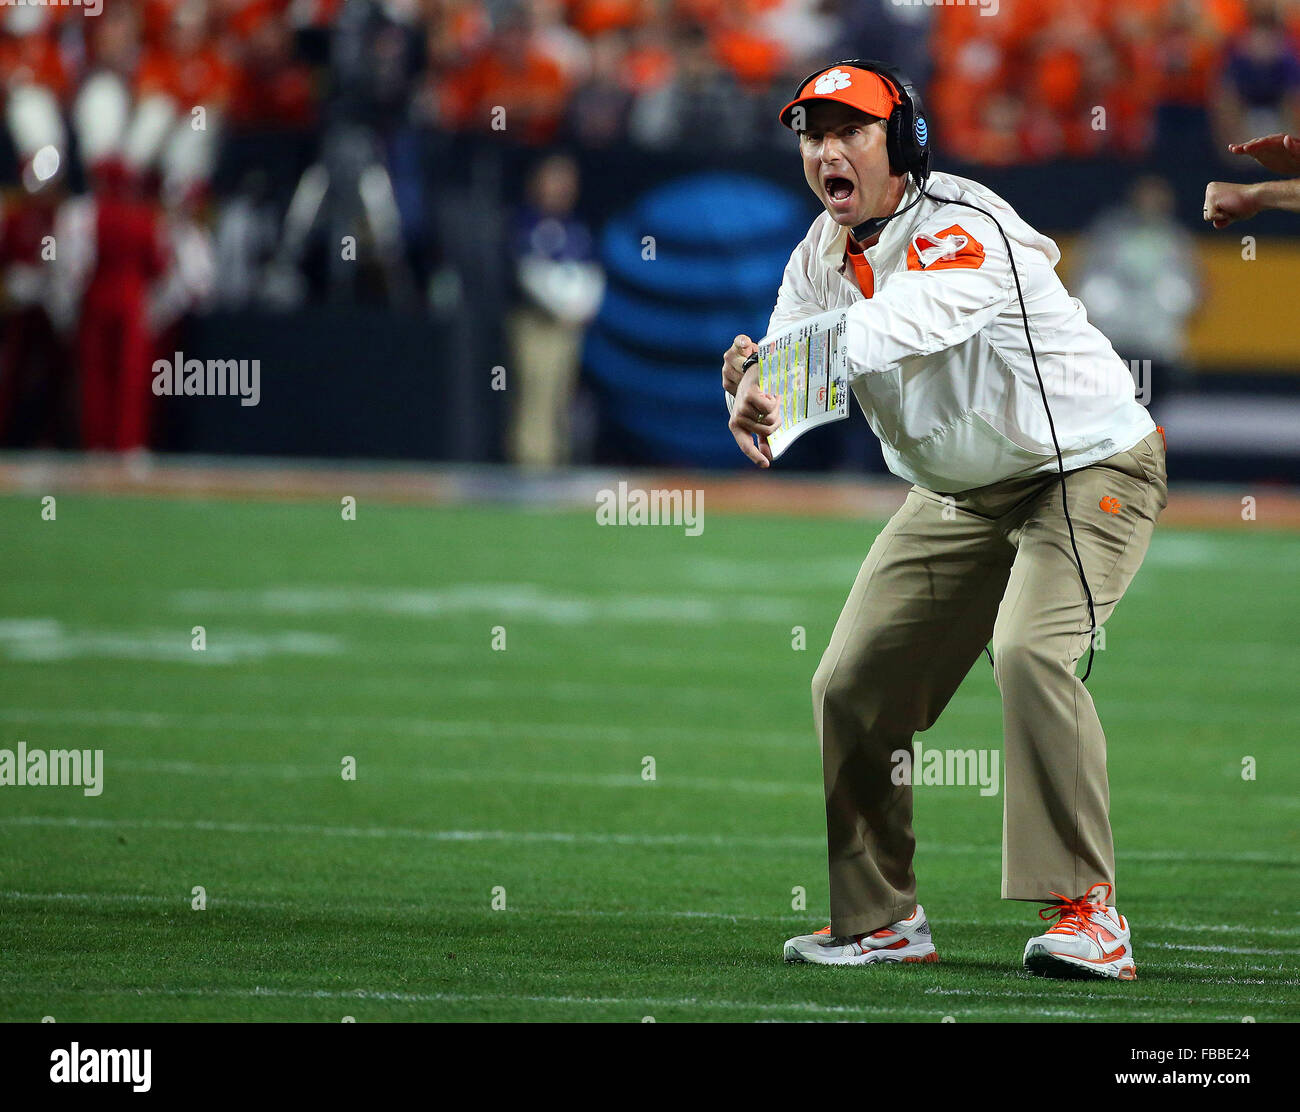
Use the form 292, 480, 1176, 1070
1023, 882, 1137, 981
783, 905, 939, 966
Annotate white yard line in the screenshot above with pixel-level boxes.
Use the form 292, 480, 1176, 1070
0, 815, 824, 848
5, 702, 1300, 776
1, 813, 1293, 868
0, 706, 807, 747
0, 980, 1270, 1022
0, 982, 910, 1019
104, 758, 823, 797
1147, 941, 1299, 957
86, 757, 1300, 813
923, 986, 1295, 1006
5, 889, 1300, 946
8, 753, 1290, 816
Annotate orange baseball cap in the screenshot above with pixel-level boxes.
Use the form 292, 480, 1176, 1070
778, 64, 901, 130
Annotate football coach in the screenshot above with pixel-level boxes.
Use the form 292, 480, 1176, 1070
722, 61, 1166, 980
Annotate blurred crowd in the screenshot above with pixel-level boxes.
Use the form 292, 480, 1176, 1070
932, 0, 1300, 164
432, 0, 1300, 159
6, 0, 1297, 175
424, 0, 1300, 158
2, 0, 1298, 453
0, 0, 338, 449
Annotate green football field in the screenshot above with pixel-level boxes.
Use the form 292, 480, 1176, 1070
0, 490, 1297, 1022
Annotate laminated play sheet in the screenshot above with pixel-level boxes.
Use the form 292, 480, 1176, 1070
728, 307, 851, 460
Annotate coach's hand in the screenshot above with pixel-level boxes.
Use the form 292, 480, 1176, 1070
722, 334, 757, 396
1203, 181, 1263, 228
1228, 132, 1300, 175
728, 363, 779, 468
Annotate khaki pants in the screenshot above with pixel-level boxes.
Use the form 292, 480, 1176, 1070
812, 429, 1167, 937
507, 307, 584, 468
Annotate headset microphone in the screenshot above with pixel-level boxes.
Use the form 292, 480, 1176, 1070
851, 191, 924, 243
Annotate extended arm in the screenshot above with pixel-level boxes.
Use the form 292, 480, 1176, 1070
1204, 178, 1300, 227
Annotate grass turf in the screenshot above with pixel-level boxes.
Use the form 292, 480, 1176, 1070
0, 492, 1296, 1022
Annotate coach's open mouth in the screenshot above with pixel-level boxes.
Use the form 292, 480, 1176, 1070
824, 175, 855, 209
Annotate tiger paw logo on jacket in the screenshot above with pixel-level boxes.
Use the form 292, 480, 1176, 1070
907, 224, 986, 271
1099, 496, 1123, 514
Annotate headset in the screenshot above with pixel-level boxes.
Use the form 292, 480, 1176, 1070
790, 58, 1101, 682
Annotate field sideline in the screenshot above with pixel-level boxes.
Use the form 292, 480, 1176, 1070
0, 482, 1297, 1022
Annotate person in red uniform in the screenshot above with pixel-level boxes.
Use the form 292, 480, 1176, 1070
77, 159, 169, 451
0, 181, 71, 446
0, 9, 73, 444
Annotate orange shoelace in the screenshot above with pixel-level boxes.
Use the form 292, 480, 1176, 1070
1039, 882, 1113, 935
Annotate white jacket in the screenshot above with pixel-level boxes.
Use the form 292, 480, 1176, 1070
768, 171, 1155, 492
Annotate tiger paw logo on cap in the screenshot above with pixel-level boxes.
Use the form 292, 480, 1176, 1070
813, 68, 853, 95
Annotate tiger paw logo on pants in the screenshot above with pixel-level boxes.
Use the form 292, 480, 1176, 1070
1099, 496, 1122, 514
